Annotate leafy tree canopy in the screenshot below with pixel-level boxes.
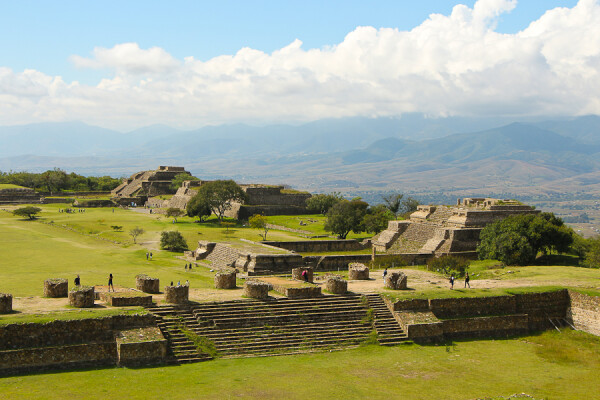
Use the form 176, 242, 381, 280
362, 204, 394, 234
381, 192, 420, 219
249, 214, 270, 240
477, 212, 574, 265
186, 193, 212, 221
306, 192, 344, 215
12, 206, 42, 220
160, 231, 189, 252
171, 173, 199, 190
324, 198, 369, 239
191, 180, 246, 221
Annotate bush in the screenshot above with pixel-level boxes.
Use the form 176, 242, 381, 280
160, 231, 189, 252
12, 206, 42, 220
427, 255, 470, 277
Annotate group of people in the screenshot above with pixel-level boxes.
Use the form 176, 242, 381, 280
184, 263, 194, 271
58, 208, 86, 213
146, 252, 153, 260
73, 273, 114, 292
449, 273, 470, 289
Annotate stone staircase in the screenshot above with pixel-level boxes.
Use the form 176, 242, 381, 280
388, 223, 437, 253
427, 206, 454, 226
147, 306, 213, 364
363, 294, 409, 345
204, 243, 242, 268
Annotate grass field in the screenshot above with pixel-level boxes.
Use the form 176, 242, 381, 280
0, 330, 598, 399
0, 184, 26, 189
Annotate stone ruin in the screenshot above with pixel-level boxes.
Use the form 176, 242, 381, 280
373, 198, 540, 258
44, 278, 68, 298
0, 293, 12, 314
326, 276, 348, 294
292, 267, 314, 283
384, 272, 408, 290
0, 187, 44, 205
111, 166, 190, 205
214, 269, 237, 289
68, 286, 95, 308
136, 274, 160, 294
348, 263, 369, 280
243, 280, 272, 299
152, 181, 311, 220
164, 284, 189, 304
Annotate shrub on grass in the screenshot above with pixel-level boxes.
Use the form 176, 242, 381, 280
160, 231, 189, 252
427, 255, 470, 277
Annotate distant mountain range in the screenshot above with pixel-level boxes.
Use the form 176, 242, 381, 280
1, 115, 600, 198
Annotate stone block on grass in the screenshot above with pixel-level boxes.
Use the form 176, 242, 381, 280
214, 269, 236, 289
68, 286, 95, 308
44, 278, 68, 298
326, 276, 348, 294
243, 280, 272, 299
164, 284, 189, 304
0, 293, 12, 314
348, 263, 369, 280
384, 272, 408, 290
136, 274, 160, 294
292, 267, 314, 283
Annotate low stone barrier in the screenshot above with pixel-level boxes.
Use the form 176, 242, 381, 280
243, 280, 271, 299
68, 286, 95, 308
384, 272, 407, 290
348, 263, 369, 280
394, 311, 443, 343
214, 269, 237, 289
0, 293, 12, 314
116, 327, 167, 366
429, 295, 516, 319
442, 314, 529, 339
270, 282, 322, 299
44, 279, 68, 298
292, 267, 314, 283
136, 274, 160, 294
100, 293, 153, 307
164, 284, 189, 304
325, 276, 347, 294
568, 290, 600, 336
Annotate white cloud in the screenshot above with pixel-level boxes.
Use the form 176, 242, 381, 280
0, 0, 599, 130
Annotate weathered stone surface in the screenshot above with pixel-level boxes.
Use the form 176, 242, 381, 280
568, 290, 600, 337
44, 279, 68, 298
68, 286, 95, 308
384, 272, 407, 290
214, 269, 236, 289
292, 267, 314, 283
136, 274, 160, 294
325, 276, 347, 294
348, 263, 369, 280
263, 240, 366, 253
100, 293, 153, 307
0, 293, 12, 314
116, 327, 167, 366
164, 284, 189, 304
243, 280, 272, 299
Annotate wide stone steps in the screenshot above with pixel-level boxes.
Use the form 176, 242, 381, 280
365, 294, 409, 346
152, 314, 212, 364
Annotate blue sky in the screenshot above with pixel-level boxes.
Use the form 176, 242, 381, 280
0, 0, 595, 130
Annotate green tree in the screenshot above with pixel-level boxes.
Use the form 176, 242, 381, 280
382, 192, 419, 219
160, 231, 189, 252
12, 206, 42, 220
186, 193, 212, 221
40, 168, 68, 194
582, 237, 600, 268
324, 198, 369, 239
191, 180, 246, 221
477, 213, 573, 265
249, 214, 270, 240
166, 207, 184, 222
362, 204, 394, 234
171, 173, 198, 190
129, 226, 145, 244
306, 192, 344, 214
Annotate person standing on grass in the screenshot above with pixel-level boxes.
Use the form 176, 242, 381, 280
465, 272, 470, 288
108, 273, 114, 292
383, 268, 388, 282
450, 275, 455, 290
74, 274, 80, 286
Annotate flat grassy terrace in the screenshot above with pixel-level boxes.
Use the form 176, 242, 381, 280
0, 184, 26, 189
0, 330, 598, 399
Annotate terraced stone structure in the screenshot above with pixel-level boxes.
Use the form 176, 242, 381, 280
214, 269, 236, 289
111, 166, 190, 204
373, 198, 540, 258
0, 293, 12, 314
68, 286, 94, 308
348, 263, 369, 280
44, 278, 68, 298
165, 284, 189, 304
136, 274, 160, 294
0, 187, 44, 205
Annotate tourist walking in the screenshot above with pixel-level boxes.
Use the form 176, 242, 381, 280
74, 274, 80, 286
146, 252, 149, 260
383, 268, 388, 281
108, 273, 114, 292
150, 252, 153, 260
465, 272, 470, 288
450, 275, 455, 290
301, 269, 308, 282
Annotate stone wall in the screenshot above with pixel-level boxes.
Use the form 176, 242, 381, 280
303, 254, 374, 271
214, 269, 237, 289
0, 188, 44, 204
246, 253, 304, 275
0, 293, 12, 314
244, 280, 271, 299
116, 327, 167, 366
442, 314, 529, 339
44, 279, 68, 298
136, 274, 160, 294
348, 263, 369, 280
99, 293, 153, 307
68, 286, 95, 308
429, 295, 517, 318
514, 290, 570, 331
269, 283, 322, 299
262, 239, 367, 253
164, 285, 189, 304
568, 290, 600, 336
292, 267, 314, 283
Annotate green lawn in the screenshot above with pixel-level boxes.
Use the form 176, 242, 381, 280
266, 214, 370, 240
0, 330, 598, 399
0, 183, 26, 189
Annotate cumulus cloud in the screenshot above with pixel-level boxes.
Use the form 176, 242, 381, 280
1, 0, 599, 130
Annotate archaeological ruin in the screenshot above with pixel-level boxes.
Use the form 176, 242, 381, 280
373, 198, 540, 258
111, 166, 191, 205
